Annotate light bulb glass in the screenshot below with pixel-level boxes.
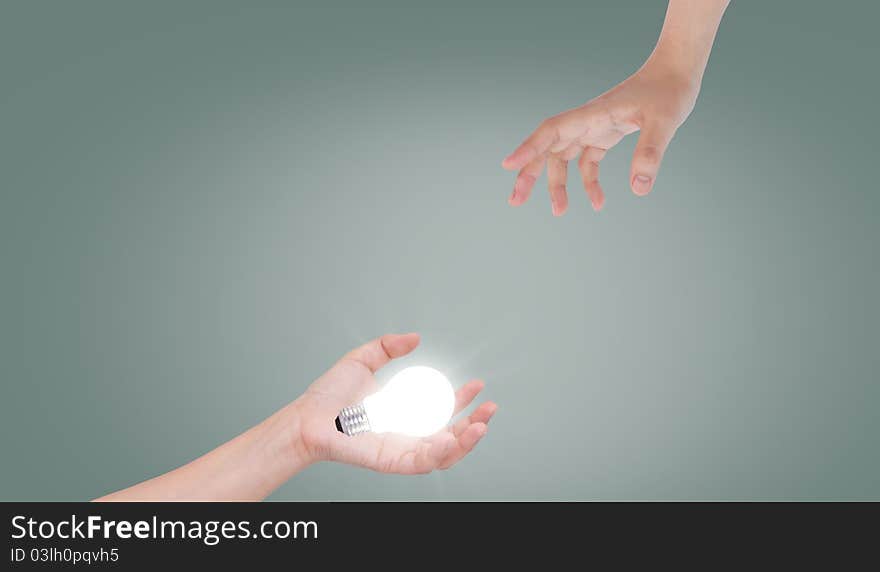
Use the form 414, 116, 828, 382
358, 366, 455, 437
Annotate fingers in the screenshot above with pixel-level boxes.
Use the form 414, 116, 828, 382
630, 120, 676, 196
504, 106, 607, 211
336, 378, 493, 475
385, 401, 497, 473
502, 119, 560, 171
546, 154, 569, 216
577, 147, 607, 211
342, 432, 427, 474
441, 401, 497, 470
503, 104, 606, 171
509, 155, 546, 206
438, 422, 489, 470
414, 432, 456, 473
402, 393, 496, 473
452, 401, 497, 438
453, 379, 484, 416
457, 422, 488, 452
345, 400, 496, 474
559, 142, 583, 162
385, 432, 454, 475
342, 333, 420, 373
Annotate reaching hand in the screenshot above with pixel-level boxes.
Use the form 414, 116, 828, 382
294, 333, 497, 474
502, 59, 701, 215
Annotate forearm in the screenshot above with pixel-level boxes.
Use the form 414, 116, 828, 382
648, 0, 730, 83
95, 403, 310, 502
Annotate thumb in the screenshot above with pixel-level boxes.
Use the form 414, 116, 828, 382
342, 332, 420, 373
318, 333, 420, 405
630, 120, 676, 196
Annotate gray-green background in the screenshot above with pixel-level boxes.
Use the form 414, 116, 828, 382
1, 1, 878, 500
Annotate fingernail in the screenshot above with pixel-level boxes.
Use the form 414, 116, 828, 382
632, 174, 652, 196
509, 189, 517, 203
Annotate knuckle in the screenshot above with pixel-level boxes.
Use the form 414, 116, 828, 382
578, 146, 605, 167
637, 145, 663, 164
652, 109, 680, 126
539, 117, 560, 136
517, 172, 536, 185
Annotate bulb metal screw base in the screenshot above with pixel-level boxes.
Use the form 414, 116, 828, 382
336, 403, 371, 436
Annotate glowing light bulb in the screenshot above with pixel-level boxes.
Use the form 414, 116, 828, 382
335, 366, 455, 437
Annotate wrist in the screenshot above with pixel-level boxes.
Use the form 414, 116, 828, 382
648, 0, 728, 86
253, 401, 315, 481
643, 41, 707, 89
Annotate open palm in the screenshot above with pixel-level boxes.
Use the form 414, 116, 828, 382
295, 333, 496, 474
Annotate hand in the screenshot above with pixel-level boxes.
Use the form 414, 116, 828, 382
94, 333, 494, 501
502, 58, 701, 214
293, 333, 497, 474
